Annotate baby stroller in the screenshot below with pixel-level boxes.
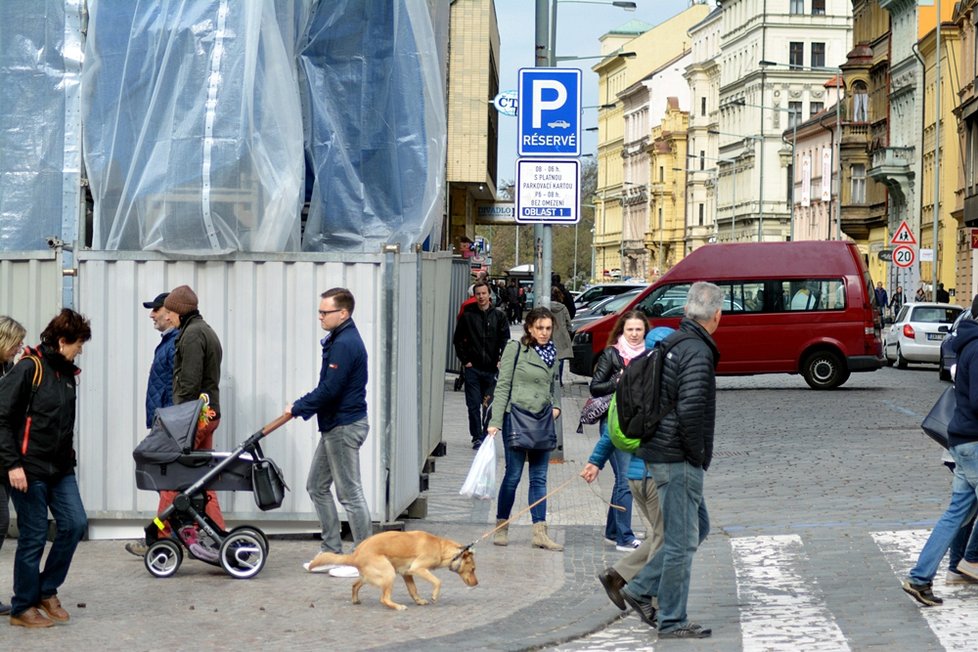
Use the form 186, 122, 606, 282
132, 398, 290, 579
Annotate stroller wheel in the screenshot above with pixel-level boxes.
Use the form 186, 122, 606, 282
219, 527, 267, 579
145, 540, 183, 578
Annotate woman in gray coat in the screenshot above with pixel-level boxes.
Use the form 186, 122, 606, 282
550, 287, 574, 386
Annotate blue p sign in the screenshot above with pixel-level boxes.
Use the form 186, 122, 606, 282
518, 68, 581, 157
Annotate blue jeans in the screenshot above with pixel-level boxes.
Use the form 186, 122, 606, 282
625, 461, 708, 633
601, 418, 635, 545
909, 440, 978, 584
307, 418, 372, 553
949, 514, 978, 571
463, 367, 497, 443
496, 440, 551, 523
9, 474, 87, 617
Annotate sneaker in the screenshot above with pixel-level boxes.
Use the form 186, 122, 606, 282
303, 561, 339, 573
659, 622, 712, 639
956, 558, 978, 581
189, 542, 219, 563
946, 569, 978, 584
616, 540, 641, 552
621, 589, 657, 629
125, 541, 148, 557
327, 565, 360, 578
901, 579, 943, 606
0, 600, 10, 616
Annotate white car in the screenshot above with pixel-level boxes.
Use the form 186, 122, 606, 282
547, 119, 570, 129
884, 302, 963, 368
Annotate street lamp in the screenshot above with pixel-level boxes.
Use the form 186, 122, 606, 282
556, 52, 636, 63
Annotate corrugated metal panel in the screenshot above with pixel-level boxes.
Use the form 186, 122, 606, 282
445, 258, 470, 372
0, 253, 63, 341
75, 253, 392, 526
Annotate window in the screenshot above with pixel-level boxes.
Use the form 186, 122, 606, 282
852, 82, 869, 121
788, 101, 803, 128
811, 42, 825, 69
659, 166, 664, 182
783, 279, 846, 311
790, 0, 804, 14
701, 97, 707, 116
790, 42, 804, 69
810, 102, 824, 117
698, 203, 705, 226
851, 163, 866, 203
700, 151, 705, 170
812, 0, 825, 14
637, 283, 693, 317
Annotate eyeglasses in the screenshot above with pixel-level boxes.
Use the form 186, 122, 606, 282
318, 309, 343, 317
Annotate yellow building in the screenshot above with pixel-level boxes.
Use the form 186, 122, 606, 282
446, 0, 500, 253
919, 22, 961, 301
647, 102, 689, 275
592, 5, 708, 282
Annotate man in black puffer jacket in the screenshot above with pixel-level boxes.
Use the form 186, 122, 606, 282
619, 282, 722, 640
453, 281, 510, 448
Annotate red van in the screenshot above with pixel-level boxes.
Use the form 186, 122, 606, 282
570, 241, 884, 389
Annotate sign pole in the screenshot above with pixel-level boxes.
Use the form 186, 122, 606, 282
533, 0, 551, 309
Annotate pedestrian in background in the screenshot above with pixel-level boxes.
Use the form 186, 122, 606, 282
125, 292, 180, 557
874, 281, 888, 320
453, 281, 509, 449
902, 295, 978, 606
915, 286, 928, 302
549, 286, 574, 387
288, 288, 371, 579
889, 285, 905, 318
162, 285, 225, 556
937, 282, 950, 303
583, 310, 649, 552
0, 309, 91, 628
552, 273, 576, 320
489, 307, 563, 551
620, 283, 723, 639
0, 315, 26, 616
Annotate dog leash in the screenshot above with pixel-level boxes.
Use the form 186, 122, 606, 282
470, 474, 577, 546
585, 480, 626, 512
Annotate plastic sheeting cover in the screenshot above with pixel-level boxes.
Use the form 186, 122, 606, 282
0, 1, 72, 251
82, 0, 307, 253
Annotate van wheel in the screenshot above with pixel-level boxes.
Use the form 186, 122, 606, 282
802, 351, 847, 390
895, 346, 908, 370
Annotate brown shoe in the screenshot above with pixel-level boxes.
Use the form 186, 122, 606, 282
10, 607, 53, 628
37, 596, 69, 622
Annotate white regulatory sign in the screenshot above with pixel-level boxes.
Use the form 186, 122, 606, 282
515, 158, 580, 224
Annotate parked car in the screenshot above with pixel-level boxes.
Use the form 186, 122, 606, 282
570, 241, 885, 389
569, 290, 642, 333
883, 303, 962, 369
573, 283, 646, 311
939, 308, 971, 381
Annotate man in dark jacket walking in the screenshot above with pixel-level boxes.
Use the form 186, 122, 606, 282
453, 282, 510, 448
618, 282, 723, 639
126, 292, 180, 557
287, 288, 371, 579
160, 285, 225, 554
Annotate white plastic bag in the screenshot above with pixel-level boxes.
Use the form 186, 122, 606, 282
460, 436, 497, 500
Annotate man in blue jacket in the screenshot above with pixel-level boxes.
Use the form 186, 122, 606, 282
287, 288, 370, 578
126, 292, 179, 557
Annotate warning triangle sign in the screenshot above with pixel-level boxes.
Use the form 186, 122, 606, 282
890, 220, 917, 245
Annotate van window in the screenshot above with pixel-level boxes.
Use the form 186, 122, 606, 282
780, 279, 846, 311
637, 283, 692, 317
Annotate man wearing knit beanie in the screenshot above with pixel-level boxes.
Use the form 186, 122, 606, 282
159, 284, 226, 560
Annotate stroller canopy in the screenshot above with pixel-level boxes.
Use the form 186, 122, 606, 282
133, 399, 204, 464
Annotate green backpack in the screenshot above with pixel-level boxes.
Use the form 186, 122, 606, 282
607, 394, 641, 453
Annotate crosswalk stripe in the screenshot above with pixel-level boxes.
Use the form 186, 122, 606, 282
731, 534, 850, 651
873, 529, 978, 651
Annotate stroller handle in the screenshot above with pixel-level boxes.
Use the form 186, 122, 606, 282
261, 413, 293, 436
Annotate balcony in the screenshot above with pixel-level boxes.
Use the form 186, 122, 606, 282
841, 123, 870, 147
868, 146, 914, 204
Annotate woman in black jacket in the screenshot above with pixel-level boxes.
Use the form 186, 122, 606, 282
589, 310, 648, 551
0, 315, 26, 617
0, 309, 91, 628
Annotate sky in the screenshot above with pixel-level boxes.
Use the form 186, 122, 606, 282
493, 0, 696, 186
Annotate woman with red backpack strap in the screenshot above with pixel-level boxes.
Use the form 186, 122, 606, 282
0, 309, 91, 628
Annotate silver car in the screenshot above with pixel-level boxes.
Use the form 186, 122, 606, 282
884, 302, 963, 368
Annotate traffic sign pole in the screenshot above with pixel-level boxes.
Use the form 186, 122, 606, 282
533, 0, 550, 311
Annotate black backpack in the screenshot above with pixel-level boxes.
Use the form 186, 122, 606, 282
615, 332, 695, 440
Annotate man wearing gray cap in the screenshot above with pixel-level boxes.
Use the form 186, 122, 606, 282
126, 292, 179, 556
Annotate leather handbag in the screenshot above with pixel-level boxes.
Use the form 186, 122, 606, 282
921, 386, 955, 449
505, 403, 557, 451
576, 394, 612, 433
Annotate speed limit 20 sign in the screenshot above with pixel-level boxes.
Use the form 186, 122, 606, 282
892, 244, 916, 268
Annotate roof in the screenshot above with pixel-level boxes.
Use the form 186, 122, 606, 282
659, 241, 864, 281
605, 19, 653, 36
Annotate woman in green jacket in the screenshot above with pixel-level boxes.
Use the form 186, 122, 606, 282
487, 307, 562, 551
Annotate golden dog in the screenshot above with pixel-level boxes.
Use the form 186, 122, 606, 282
307, 530, 478, 611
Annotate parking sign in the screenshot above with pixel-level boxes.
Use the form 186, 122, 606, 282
518, 68, 581, 157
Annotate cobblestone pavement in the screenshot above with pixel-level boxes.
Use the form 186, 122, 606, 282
0, 356, 963, 651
